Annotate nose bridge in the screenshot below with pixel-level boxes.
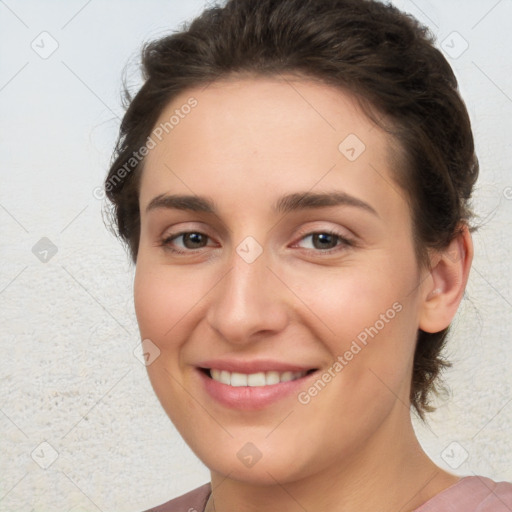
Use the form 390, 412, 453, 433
206, 240, 288, 343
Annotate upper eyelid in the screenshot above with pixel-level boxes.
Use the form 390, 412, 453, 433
160, 220, 355, 239
293, 225, 355, 241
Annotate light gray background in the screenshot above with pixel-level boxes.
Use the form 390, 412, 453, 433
1, 1, 511, 511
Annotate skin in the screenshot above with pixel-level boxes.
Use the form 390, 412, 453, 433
133, 76, 473, 512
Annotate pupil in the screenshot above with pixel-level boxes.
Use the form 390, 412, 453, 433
314, 233, 336, 249
185, 233, 205, 248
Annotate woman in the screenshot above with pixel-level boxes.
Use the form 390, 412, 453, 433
104, 0, 512, 510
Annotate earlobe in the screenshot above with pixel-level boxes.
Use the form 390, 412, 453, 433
419, 224, 473, 334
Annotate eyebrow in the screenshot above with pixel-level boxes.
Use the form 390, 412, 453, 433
145, 191, 379, 217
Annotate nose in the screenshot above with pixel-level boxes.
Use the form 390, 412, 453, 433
205, 246, 289, 345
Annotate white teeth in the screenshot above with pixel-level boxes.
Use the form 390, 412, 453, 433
219, 370, 230, 385
247, 372, 266, 386
209, 369, 308, 386
280, 371, 294, 382
230, 372, 248, 387
265, 371, 281, 385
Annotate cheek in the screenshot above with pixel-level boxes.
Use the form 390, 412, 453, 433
295, 292, 418, 445
133, 266, 165, 341
133, 260, 215, 401
133, 261, 206, 342
288, 258, 414, 340
133, 262, 202, 422
293, 255, 420, 395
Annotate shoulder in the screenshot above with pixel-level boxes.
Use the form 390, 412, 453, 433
471, 476, 512, 511
140, 483, 211, 512
415, 475, 512, 511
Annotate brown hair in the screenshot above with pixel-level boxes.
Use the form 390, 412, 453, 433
104, 0, 479, 419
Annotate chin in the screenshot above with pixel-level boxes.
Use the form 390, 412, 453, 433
188, 434, 327, 486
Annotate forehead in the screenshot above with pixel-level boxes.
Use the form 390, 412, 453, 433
139, 76, 404, 220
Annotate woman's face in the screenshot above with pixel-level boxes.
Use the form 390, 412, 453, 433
134, 77, 431, 483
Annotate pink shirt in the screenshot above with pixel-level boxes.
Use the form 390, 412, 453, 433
143, 476, 512, 511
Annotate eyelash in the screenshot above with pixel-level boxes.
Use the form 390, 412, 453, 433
159, 229, 355, 255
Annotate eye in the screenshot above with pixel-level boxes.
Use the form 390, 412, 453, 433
159, 229, 354, 255
160, 231, 213, 253
293, 230, 354, 253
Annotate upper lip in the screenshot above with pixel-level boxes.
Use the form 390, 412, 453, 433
197, 358, 317, 374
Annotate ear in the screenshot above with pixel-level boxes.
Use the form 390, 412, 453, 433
419, 223, 473, 333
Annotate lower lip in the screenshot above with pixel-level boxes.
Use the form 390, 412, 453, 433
198, 369, 316, 410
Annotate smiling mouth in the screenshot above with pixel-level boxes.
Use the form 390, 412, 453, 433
201, 368, 317, 387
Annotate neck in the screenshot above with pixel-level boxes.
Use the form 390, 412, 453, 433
205, 410, 459, 512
